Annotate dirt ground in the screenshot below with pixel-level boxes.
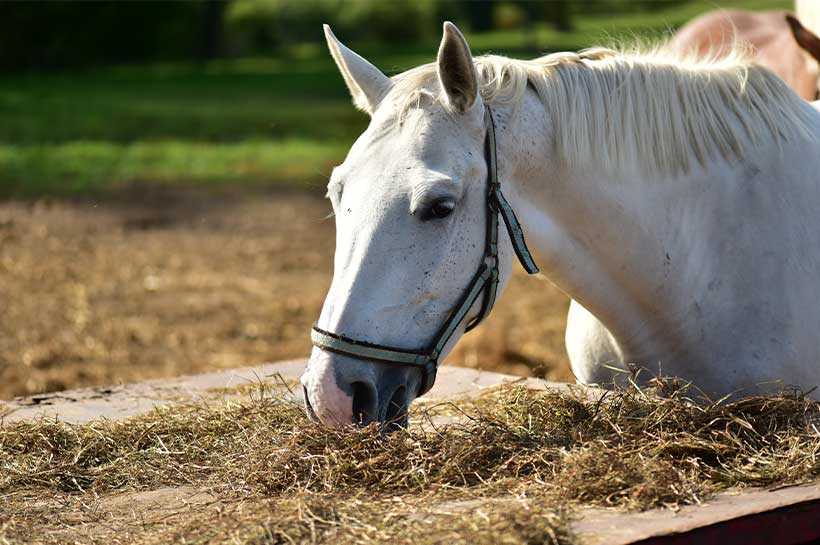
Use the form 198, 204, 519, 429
0, 186, 574, 400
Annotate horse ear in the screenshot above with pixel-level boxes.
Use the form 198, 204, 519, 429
786, 14, 820, 63
323, 24, 392, 115
437, 22, 479, 113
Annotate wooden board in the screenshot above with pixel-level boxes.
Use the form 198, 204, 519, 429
573, 484, 820, 545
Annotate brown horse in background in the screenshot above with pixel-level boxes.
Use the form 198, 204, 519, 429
670, 9, 820, 100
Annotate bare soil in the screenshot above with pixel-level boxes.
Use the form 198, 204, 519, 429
0, 187, 573, 400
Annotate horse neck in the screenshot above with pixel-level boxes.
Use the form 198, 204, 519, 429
508, 167, 698, 359
499, 92, 794, 361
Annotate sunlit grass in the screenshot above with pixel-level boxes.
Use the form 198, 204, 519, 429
0, 139, 346, 196
0, 0, 793, 197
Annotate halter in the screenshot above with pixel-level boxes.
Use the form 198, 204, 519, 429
311, 105, 540, 396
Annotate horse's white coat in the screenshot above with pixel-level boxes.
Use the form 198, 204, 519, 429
302, 23, 820, 426
302, 351, 353, 427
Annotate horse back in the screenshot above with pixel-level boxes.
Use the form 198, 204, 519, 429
671, 9, 819, 100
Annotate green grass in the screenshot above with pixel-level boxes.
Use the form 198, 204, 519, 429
0, 59, 368, 196
468, 0, 792, 52
0, 0, 792, 198
0, 139, 345, 196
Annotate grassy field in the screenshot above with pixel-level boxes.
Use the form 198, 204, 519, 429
0, 0, 796, 399
0, 0, 790, 197
2, 4, 816, 542
0, 190, 574, 399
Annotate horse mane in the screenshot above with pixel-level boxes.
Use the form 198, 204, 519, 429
389, 47, 817, 176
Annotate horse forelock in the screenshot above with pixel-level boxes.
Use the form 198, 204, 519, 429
384, 46, 818, 177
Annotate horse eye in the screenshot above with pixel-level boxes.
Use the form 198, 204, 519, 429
423, 199, 456, 221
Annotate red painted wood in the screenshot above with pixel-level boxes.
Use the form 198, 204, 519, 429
634, 500, 820, 545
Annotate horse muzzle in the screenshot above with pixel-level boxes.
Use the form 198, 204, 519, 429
301, 347, 421, 429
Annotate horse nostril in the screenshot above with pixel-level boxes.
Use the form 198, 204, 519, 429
384, 386, 408, 430
351, 381, 377, 425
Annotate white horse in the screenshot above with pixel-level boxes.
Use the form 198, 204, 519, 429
301, 22, 820, 427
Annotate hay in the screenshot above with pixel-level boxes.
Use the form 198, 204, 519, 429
1, 380, 819, 544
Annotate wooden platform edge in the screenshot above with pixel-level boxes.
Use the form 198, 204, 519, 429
573, 483, 820, 545
633, 496, 820, 545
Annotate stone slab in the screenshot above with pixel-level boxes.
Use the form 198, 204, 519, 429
0, 360, 560, 424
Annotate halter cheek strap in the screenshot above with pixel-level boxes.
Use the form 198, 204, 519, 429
311, 105, 539, 397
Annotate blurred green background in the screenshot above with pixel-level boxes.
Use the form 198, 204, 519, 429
0, 0, 791, 198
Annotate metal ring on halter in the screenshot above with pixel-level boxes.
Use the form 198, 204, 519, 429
311, 105, 540, 397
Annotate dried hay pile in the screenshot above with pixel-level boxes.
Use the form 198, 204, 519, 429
1, 380, 819, 544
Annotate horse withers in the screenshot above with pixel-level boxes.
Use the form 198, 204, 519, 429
670, 9, 820, 100
301, 22, 820, 428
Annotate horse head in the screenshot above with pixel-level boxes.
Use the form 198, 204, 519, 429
300, 23, 532, 428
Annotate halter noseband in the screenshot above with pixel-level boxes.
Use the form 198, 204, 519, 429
311, 105, 540, 396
